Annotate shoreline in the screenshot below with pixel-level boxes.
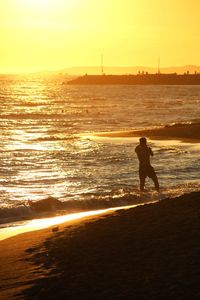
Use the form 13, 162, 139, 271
91, 122, 200, 143
0, 204, 144, 241
0, 191, 200, 299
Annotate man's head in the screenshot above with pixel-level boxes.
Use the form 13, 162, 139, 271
139, 137, 147, 145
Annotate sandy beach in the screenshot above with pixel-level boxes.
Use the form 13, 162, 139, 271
0, 191, 200, 300
93, 122, 200, 143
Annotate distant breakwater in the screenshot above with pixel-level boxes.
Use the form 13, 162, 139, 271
67, 73, 200, 85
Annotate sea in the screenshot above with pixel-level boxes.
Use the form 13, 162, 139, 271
0, 75, 200, 228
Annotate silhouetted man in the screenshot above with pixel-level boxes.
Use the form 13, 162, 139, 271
135, 137, 159, 191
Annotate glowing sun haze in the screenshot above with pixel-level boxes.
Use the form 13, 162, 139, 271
0, 0, 200, 73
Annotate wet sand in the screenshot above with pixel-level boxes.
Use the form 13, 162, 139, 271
0, 213, 115, 300
0, 191, 200, 300
93, 122, 200, 142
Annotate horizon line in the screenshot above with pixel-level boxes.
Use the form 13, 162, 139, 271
1, 64, 200, 76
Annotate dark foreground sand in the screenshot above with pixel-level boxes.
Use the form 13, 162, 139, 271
0, 191, 200, 300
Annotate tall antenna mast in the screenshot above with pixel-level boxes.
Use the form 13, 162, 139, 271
158, 56, 160, 74
101, 54, 104, 75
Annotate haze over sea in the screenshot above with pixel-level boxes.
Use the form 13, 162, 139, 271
0, 75, 200, 227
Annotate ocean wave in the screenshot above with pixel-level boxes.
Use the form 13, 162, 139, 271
0, 205, 35, 225
0, 190, 158, 225
2, 186, 200, 226
31, 135, 79, 142
164, 121, 196, 127
0, 184, 200, 228
0, 113, 68, 120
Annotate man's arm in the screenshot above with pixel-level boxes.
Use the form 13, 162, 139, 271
135, 145, 139, 154
149, 147, 153, 156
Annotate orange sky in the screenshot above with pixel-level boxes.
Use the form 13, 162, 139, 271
0, 0, 199, 73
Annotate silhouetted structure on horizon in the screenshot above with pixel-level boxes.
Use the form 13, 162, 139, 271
67, 73, 200, 85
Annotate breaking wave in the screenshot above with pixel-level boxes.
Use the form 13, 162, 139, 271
0, 190, 155, 225
1, 187, 199, 226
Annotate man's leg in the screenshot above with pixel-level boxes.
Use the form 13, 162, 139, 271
139, 168, 146, 191
140, 178, 145, 191
152, 174, 159, 191
149, 167, 159, 191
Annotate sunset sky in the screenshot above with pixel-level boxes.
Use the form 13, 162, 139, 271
0, 0, 199, 73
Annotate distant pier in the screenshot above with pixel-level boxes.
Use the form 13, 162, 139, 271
67, 73, 200, 85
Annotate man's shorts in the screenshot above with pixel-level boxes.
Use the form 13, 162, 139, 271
139, 165, 157, 180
